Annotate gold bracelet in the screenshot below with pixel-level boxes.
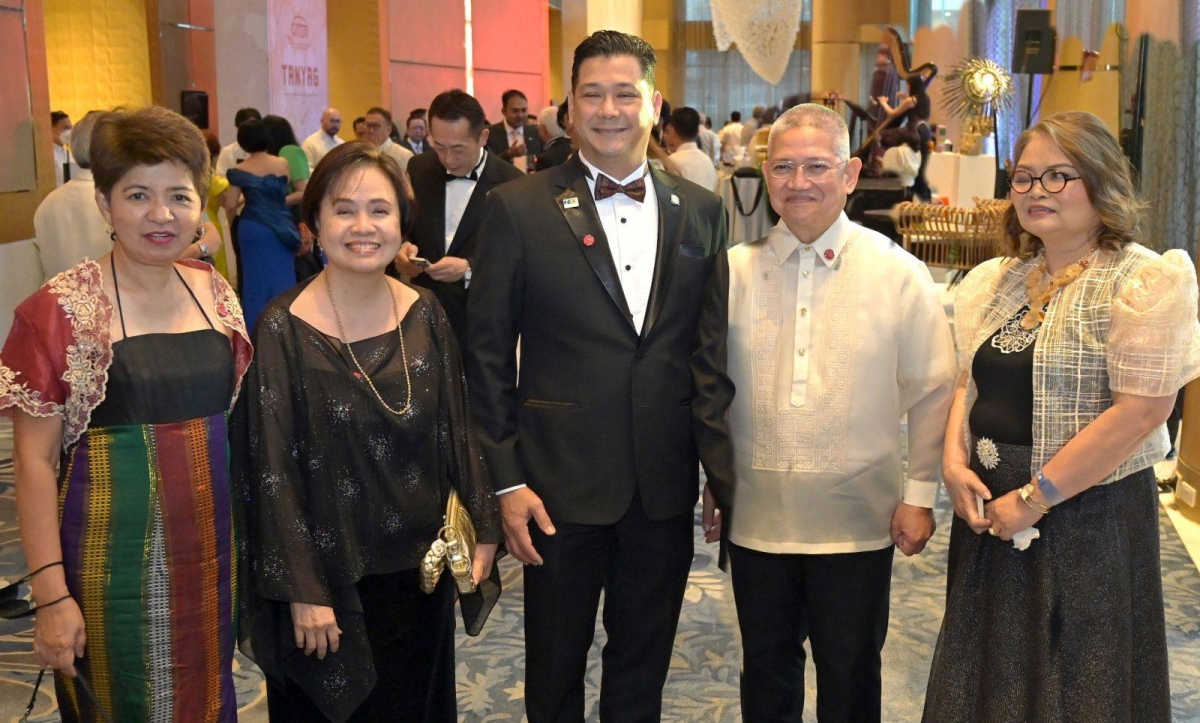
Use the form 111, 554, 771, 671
1019, 483, 1051, 514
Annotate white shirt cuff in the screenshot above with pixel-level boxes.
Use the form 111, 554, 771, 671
902, 478, 939, 508
495, 484, 527, 495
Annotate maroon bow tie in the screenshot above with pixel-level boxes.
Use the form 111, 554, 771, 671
594, 174, 647, 203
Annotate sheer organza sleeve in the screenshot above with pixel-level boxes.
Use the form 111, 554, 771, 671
1108, 249, 1200, 397
430, 296, 504, 635
244, 303, 334, 607
952, 257, 1007, 369
432, 298, 501, 545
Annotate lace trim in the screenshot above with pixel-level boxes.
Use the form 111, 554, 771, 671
49, 260, 114, 448
990, 305, 1038, 354
749, 231, 859, 472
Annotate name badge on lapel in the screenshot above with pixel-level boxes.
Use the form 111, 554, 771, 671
563, 197, 580, 209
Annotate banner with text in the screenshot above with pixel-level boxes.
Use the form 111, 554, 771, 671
269, 0, 328, 139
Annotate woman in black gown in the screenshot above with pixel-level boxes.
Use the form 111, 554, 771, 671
239, 141, 501, 722
923, 111, 1200, 722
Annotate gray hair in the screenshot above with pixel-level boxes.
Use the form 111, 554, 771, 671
537, 106, 563, 139
70, 110, 106, 169
767, 103, 850, 161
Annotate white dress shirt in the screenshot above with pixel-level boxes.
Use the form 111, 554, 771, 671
301, 130, 343, 170
667, 142, 719, 191
578, 151, 658, 334
496, 152, 659, 497
54, 144, 69, 187
504, 123, 528, 173
726, 213, 957, 554
445, 149, 486, 253
215, 142, 248, 177
379, 138, 414, 172
34, 168, 110, 279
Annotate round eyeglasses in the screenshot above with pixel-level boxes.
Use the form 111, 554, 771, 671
765, 160, 848, 181
1008, 169, 1082, 194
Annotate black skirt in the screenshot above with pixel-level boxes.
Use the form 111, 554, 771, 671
922, 439, 1170, 723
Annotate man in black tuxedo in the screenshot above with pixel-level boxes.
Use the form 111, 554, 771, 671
468, 30, 736, 723
485, 89, 543, 173
394, 90, 523, 348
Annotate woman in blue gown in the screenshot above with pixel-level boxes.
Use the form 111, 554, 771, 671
224, 119, 302, 331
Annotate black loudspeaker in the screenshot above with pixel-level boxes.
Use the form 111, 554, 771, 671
1011, 10, 1056, 75
181, 91, 210, 129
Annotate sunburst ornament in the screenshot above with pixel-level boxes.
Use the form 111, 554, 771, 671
943, 57, 1015, 120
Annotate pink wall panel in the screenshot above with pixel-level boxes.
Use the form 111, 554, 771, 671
387, 0, 465, 67
473, 69, 545, 123
385, 0, 547, 125
390, 62, 466, 120
471, 0, 545, 76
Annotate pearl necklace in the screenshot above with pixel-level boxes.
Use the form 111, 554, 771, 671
324, 272, 413, 416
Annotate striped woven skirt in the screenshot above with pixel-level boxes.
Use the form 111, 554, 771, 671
54, 413, 237, 723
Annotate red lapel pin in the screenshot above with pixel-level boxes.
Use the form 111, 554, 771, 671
824, 248, 835, 261
583, 234, 595, 247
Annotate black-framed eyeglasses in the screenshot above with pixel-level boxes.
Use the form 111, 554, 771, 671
764, 160, 848, 181
1008, 169, 1082, 194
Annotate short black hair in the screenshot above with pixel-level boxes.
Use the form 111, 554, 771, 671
556, 101, 569, 132
303, 141, 416, 241
668, 107, 701, 141
51, 111, 69, 126
407, 108, 427, 121
236, 118, 270, 153
571, 30, 656, 91
366, 106, 393, 123
234, 107, 262, 127
501, 90, 527, 108
730, 111, 742, 122
262, 115, 299, 155
352, 116, 367, 128
428, 89, 487, 137
659, 99, 672, 128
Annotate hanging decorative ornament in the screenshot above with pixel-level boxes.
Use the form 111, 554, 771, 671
942, 57, 1015, 155
710, 0, 804, 85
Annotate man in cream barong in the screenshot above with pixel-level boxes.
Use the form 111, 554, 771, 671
707, 103, 957, 721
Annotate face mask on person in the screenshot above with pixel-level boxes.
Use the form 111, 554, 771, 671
59, 129, 72, 146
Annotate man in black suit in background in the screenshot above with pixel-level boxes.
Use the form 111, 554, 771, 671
485, 89, 543, 173
394, 90, 523, 349
468, 30, 735, 723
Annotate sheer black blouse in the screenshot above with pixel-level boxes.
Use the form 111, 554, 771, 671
235, 280, 501, 718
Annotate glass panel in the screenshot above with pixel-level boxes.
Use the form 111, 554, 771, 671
683, 48, 811, 127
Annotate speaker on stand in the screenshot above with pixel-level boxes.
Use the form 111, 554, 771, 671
1012, 10, 1057, 130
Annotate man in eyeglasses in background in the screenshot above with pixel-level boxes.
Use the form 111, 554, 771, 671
709, 103, 957, 722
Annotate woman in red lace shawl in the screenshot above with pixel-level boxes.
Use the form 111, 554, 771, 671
0, 106, 251, 722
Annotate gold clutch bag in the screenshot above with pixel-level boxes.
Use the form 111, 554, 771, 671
419, 489, 478, 595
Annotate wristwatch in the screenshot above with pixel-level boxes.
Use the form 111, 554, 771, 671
1019, 483, 1051, 515
463, 262, 472, 283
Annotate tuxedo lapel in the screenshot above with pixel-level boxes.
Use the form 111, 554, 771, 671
640, 168, 684, 341
447, 153, 505, 257
423, 162, 448, 261
553, 158, 636, 332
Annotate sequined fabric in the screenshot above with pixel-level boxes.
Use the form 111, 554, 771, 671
923, 440, 1170, 722
235, 281, 501, 721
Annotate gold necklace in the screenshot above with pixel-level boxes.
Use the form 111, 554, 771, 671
323, 272, 413, 415
1020, 247, 1098, 330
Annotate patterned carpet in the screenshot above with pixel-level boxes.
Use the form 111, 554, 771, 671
1, 420, 1197, 721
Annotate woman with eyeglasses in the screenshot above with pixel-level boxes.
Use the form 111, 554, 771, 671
0, 106, 251, 721
922, 111, 1200, 721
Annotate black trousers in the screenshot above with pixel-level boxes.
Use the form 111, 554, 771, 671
523, 491, 694, 722
266, 570, 457, 722
729, 542, 895, 723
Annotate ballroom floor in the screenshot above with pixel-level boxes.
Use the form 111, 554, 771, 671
0, 419, 1197, 721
